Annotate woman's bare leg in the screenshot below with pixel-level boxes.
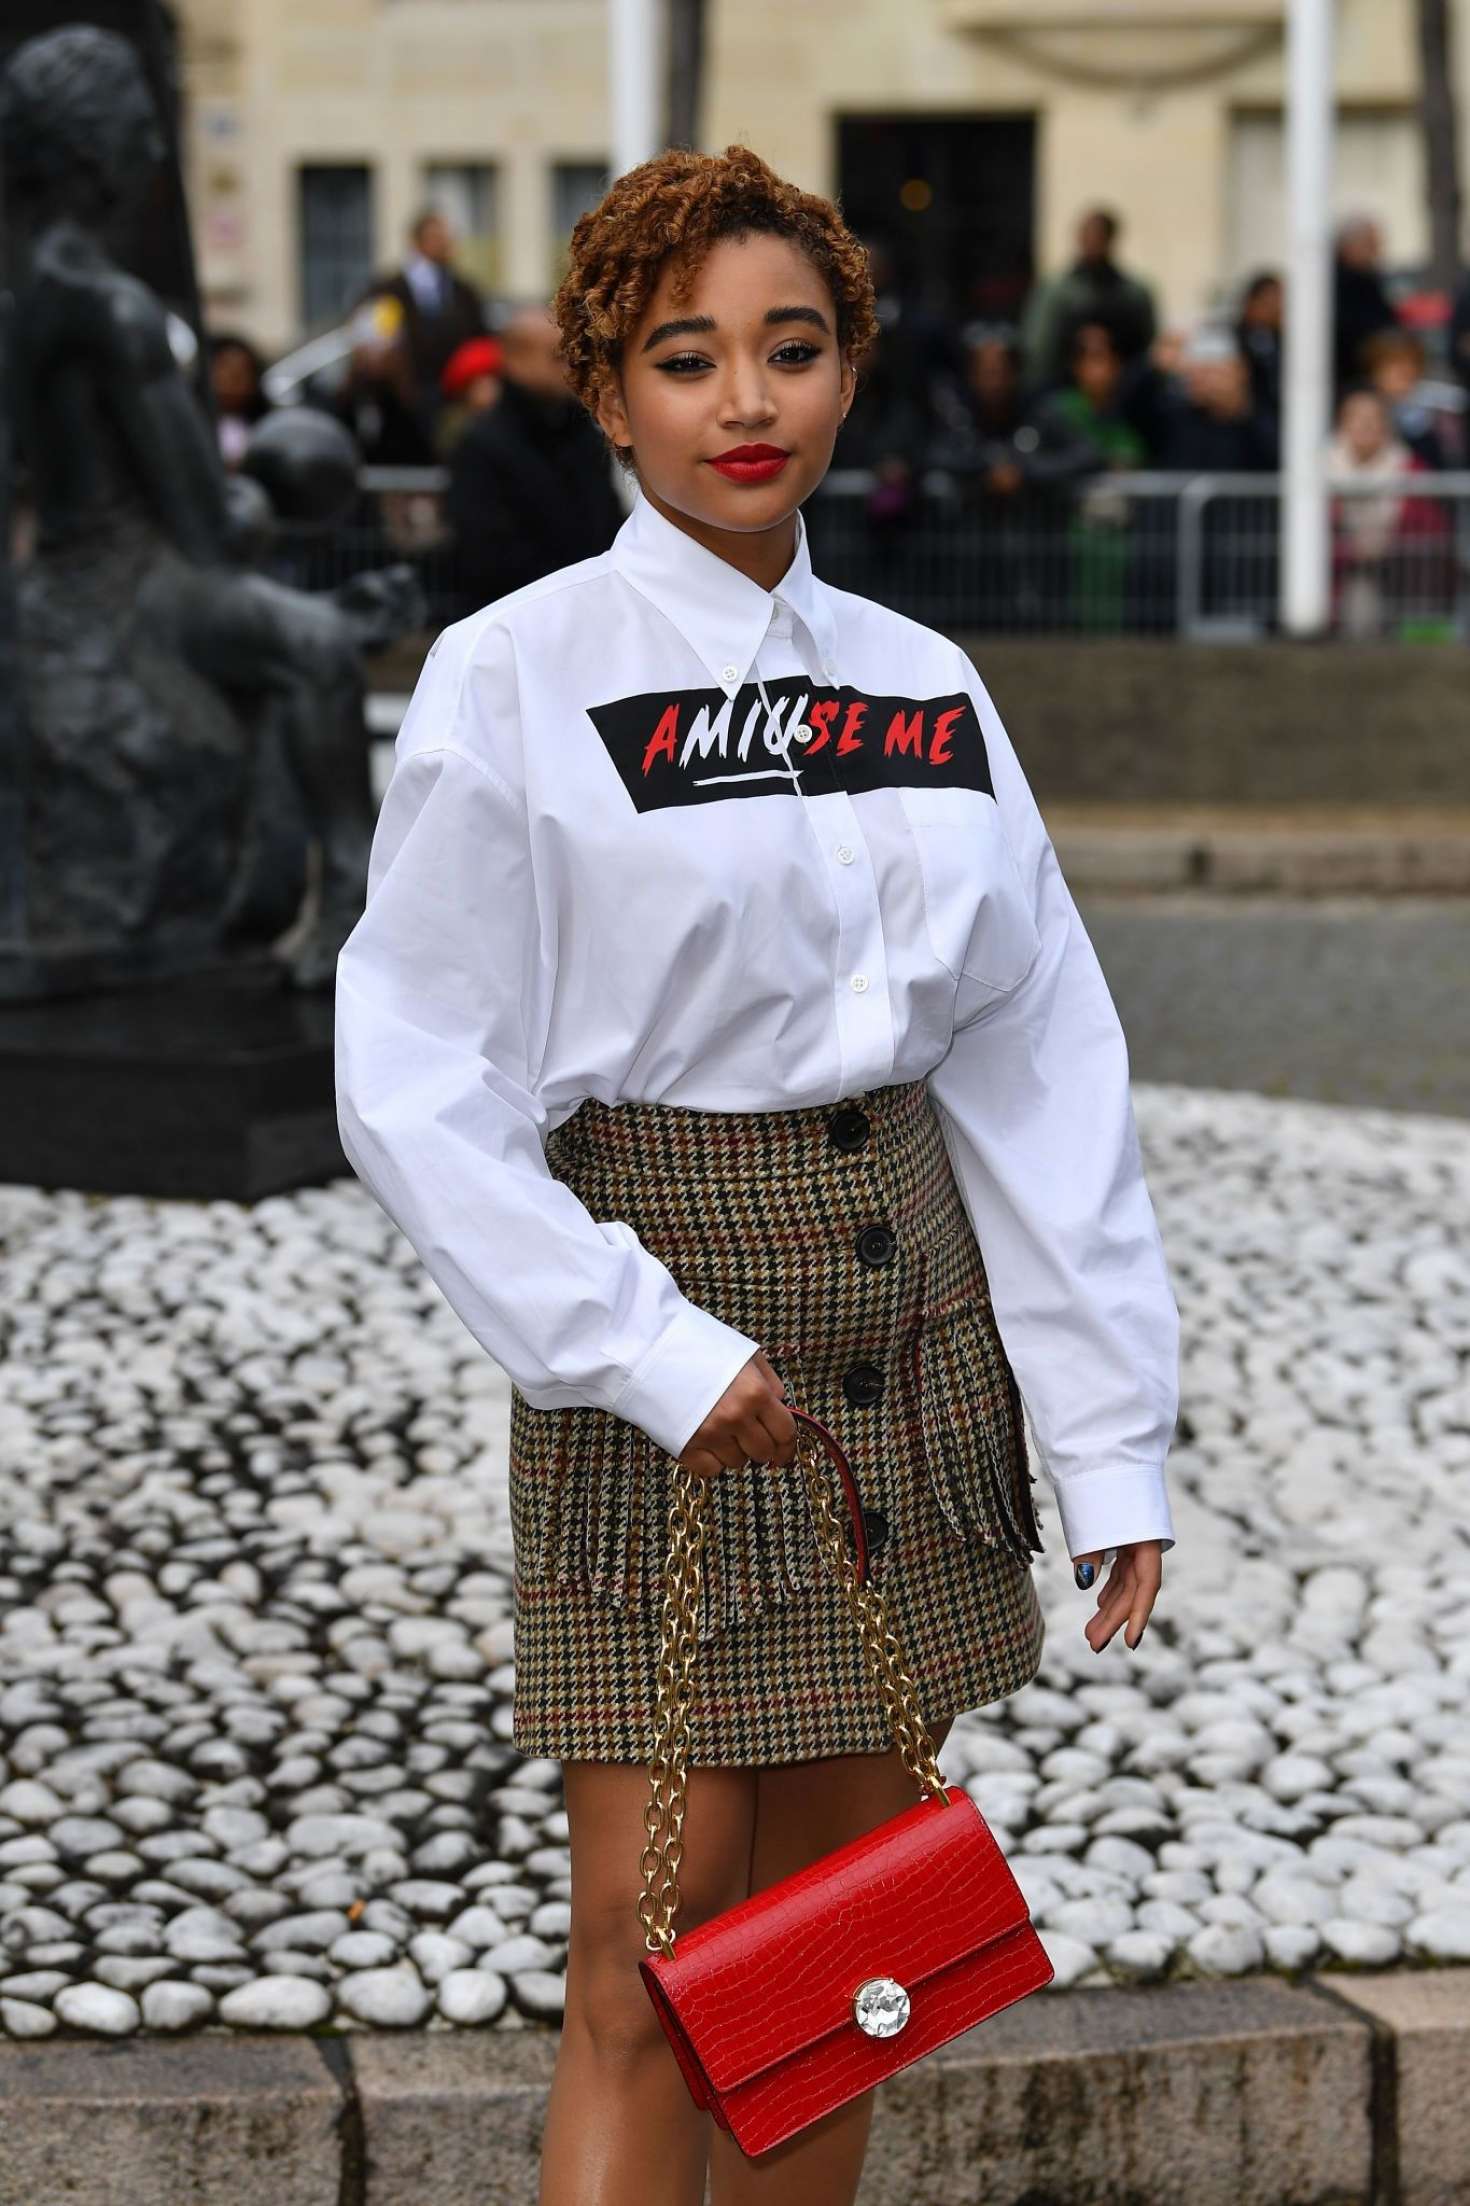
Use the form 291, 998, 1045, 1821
539, 1757, 758, 2206
705, 1713, 954, 2206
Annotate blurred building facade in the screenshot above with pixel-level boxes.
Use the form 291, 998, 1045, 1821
176, 0, 1462, 352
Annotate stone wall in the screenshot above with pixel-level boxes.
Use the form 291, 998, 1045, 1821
955, 640, 1469, 807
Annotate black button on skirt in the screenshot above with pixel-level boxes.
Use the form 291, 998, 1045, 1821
509, 1076, 1046, 1767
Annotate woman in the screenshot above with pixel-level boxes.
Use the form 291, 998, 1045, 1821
207, 330, 273, 469
335, 147, 1178, 2205
1234, 270, 1283, 422
434, 331, 504, 457
1329, 384, 1452, 639
1035, 316, 1150, 631
1361, 328, 1449, 473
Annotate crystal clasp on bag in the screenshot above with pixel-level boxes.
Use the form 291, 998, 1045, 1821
852, 1976, 910, 2038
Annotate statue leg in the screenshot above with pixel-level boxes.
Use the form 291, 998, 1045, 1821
157, 566, 388, 988
267, 628, 380, 986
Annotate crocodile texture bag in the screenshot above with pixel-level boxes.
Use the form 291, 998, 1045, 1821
637, 1404, 1053, 2159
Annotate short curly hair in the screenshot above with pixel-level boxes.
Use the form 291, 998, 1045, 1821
553, 145, 878, 444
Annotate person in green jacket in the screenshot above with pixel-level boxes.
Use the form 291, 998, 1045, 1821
1021, 208, 1158, 394
1032, 318, 1151, 631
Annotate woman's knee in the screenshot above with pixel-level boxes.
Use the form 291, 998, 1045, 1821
561, 1764, 756, 2063
567, 1883, 717, 2065
570, 1853, 756, 2043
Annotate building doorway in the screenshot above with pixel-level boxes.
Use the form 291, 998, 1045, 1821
835, 113, 1036, 327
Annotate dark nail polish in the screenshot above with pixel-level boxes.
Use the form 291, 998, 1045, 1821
1074, 1561, 1096, 1589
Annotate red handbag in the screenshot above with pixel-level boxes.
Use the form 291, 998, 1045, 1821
637, 1402, 1053, 2159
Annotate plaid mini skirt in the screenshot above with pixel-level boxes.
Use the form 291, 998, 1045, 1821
509, 1076, 1047, 1767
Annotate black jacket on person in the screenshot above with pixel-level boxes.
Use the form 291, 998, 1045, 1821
446, 378, 626, 617
1333, 261, 1398, 393
1156, 396, 1280, 473
927, 389, 1102, 497
1450, 271, 1470, 403
1236, 323, 1283, 420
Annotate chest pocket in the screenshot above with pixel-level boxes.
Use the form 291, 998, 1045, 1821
898, 785, 1041, 1011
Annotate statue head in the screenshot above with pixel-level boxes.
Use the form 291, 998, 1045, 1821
0, 26, 165, 216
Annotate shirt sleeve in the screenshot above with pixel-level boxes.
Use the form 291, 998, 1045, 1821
333, 630, 762, 1459
923, 650, 1180, 1563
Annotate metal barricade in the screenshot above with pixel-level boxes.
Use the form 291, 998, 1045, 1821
268, 463, 1470, 644
265, 465, 457, 616
806, 469, 1192, 636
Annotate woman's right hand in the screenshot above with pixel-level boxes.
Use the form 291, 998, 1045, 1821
676, 1350, 799, 1482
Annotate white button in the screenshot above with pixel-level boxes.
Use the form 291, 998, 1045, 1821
850, 973, 869, 993
721, 663, 739, 683
835, 844, 855, 864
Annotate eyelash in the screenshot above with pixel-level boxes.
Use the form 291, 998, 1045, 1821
655, 341, 822, 376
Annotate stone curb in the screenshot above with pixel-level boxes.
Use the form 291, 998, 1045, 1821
1, 1969, 1465, 2205
1048, 810, 1470, 896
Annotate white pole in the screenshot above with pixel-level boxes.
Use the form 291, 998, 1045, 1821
1281, 0, 1335, 636
610, 0, 660, 180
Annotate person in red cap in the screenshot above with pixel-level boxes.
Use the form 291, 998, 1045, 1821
444, 302, 625, 616
436, 334, 504, 456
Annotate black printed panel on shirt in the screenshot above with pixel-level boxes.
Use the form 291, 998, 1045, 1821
585, 677, 993, 814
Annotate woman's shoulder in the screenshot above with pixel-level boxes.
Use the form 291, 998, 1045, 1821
401, 547, 637, 783
453, 545, 622, 655
814, 571, 972, 687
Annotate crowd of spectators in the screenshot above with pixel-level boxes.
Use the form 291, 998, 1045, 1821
830, 205, 1464, 501
811, 204, 1466, 633
210, 199, 1470, 637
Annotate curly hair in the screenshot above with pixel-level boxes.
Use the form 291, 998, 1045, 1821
552, 145, 878, 442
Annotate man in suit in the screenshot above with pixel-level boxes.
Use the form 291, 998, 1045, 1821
446, 303, 626, 617
372, 209, 486, 441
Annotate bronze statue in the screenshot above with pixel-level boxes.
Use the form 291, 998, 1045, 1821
0, 23, 420, 998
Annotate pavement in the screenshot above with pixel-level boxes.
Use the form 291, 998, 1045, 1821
1, 1968, 1465, 2204
1081, 891, 1470, 1119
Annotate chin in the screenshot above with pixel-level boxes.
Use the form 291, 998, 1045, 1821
689, 474, 810, 531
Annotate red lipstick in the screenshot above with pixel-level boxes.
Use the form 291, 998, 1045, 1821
707, 443, 791, 483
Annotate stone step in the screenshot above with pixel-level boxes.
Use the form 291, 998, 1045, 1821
1, 1968, 1463, 2204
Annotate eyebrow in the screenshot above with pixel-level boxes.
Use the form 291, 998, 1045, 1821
639, 304, 832, 353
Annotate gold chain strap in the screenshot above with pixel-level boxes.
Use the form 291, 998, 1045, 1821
638, 1422, 953, 1958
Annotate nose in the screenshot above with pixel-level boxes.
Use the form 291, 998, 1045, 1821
715, 356, 778, 432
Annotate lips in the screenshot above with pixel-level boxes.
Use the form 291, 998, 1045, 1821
707, 444, 791, 484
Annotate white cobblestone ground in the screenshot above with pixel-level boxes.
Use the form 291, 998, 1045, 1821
2, 1081, 1468, 2039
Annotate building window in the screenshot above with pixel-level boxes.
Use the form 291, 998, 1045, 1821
550, 161, 610, 285
422, 162, 501, 293
298, 164, 375, 330
836, 115, 1036, 326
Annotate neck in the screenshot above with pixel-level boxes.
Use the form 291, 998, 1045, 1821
639, 483, 798, 591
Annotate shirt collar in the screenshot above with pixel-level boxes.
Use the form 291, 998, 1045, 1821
610, 487, 838, 693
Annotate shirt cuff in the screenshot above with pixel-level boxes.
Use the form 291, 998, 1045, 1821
611, 1302, 763, 1461
1049, 1461, 1177, 1563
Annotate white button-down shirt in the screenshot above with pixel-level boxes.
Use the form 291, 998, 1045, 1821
334, 488, 1180, 1562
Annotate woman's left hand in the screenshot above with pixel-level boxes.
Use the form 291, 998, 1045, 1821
1071, 1541, 1162, 1654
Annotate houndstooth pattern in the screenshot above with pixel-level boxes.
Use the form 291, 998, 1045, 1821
509, 1078, 1046, 1766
